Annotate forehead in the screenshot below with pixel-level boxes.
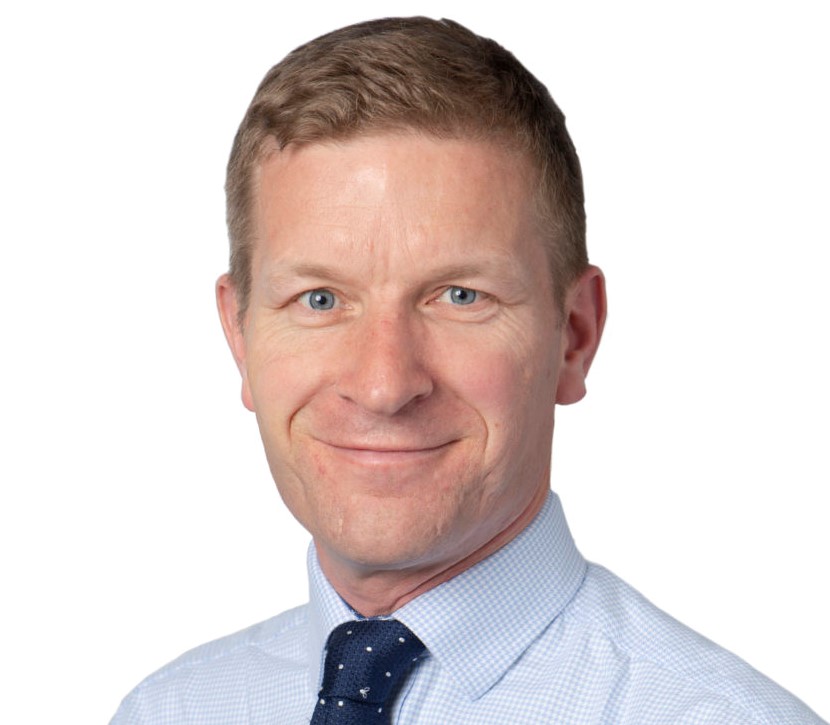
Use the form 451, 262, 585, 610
253, 134, 542, 259
258, 132, 534, 203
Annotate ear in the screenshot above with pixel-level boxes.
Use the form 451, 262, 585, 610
555, 265, 607, 405
216, 274, 255, 412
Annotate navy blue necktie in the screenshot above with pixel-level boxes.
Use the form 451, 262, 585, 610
311, 619, 425, 724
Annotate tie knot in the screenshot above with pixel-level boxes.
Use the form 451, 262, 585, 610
318, 619, 425, 712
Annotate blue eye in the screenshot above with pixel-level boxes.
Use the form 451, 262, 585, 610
447, 286, 477, 305
301, 288, 337, 310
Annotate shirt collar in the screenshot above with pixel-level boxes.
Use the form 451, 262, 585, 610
306, 546, 356, 695
306, 491, 586, 701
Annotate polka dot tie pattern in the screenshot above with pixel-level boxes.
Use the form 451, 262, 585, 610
310, 619, 425, 724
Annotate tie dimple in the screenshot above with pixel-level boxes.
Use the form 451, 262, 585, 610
311, 619, 425, 724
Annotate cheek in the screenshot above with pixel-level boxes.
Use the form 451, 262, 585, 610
245, 324, 335, 421
442, 341, 538, 433
438, 325, 559, 489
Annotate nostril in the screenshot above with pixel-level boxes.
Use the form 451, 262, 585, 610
335, 346, 433, 416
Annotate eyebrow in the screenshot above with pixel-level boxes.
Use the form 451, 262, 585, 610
266, 256, 524, 283
263, 263, 356, 288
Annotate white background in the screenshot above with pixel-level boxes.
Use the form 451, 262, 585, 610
1, 1, 828, 722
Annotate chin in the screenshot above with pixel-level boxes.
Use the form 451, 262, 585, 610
314, 501, 459, 573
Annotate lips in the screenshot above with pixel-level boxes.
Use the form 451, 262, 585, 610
325, 441, 451, 452
316, 439, 455, 466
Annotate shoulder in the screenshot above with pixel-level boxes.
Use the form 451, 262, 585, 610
138, 603, 309, 685
111, 604, 310, 724
561, 564, 824, 724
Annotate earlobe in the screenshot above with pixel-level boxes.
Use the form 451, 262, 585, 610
555, 265, 607, 405
216, 274, 255, 412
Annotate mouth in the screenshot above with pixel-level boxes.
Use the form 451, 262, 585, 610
317, 440, 455, 466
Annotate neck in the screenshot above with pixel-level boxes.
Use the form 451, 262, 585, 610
316, 484, 548, 617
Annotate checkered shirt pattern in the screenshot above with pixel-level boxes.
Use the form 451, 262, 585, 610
111, 492, 826, 724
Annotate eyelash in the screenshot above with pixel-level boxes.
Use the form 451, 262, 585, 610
293, 285, 487, 314
298, 288, 339, 311
437, 286, 479, 306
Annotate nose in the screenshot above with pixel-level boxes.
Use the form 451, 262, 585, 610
335, 310, 434, 416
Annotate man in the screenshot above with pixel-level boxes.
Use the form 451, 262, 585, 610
112, 17, 825, 724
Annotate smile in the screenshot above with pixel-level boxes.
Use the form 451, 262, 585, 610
317, 440, 455, 466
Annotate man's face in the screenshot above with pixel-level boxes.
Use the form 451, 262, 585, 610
219, 134, 599, 579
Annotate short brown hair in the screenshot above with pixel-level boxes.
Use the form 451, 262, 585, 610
226, 17, 587, 320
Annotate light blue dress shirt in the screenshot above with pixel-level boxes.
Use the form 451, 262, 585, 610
112, 492, 826, 724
